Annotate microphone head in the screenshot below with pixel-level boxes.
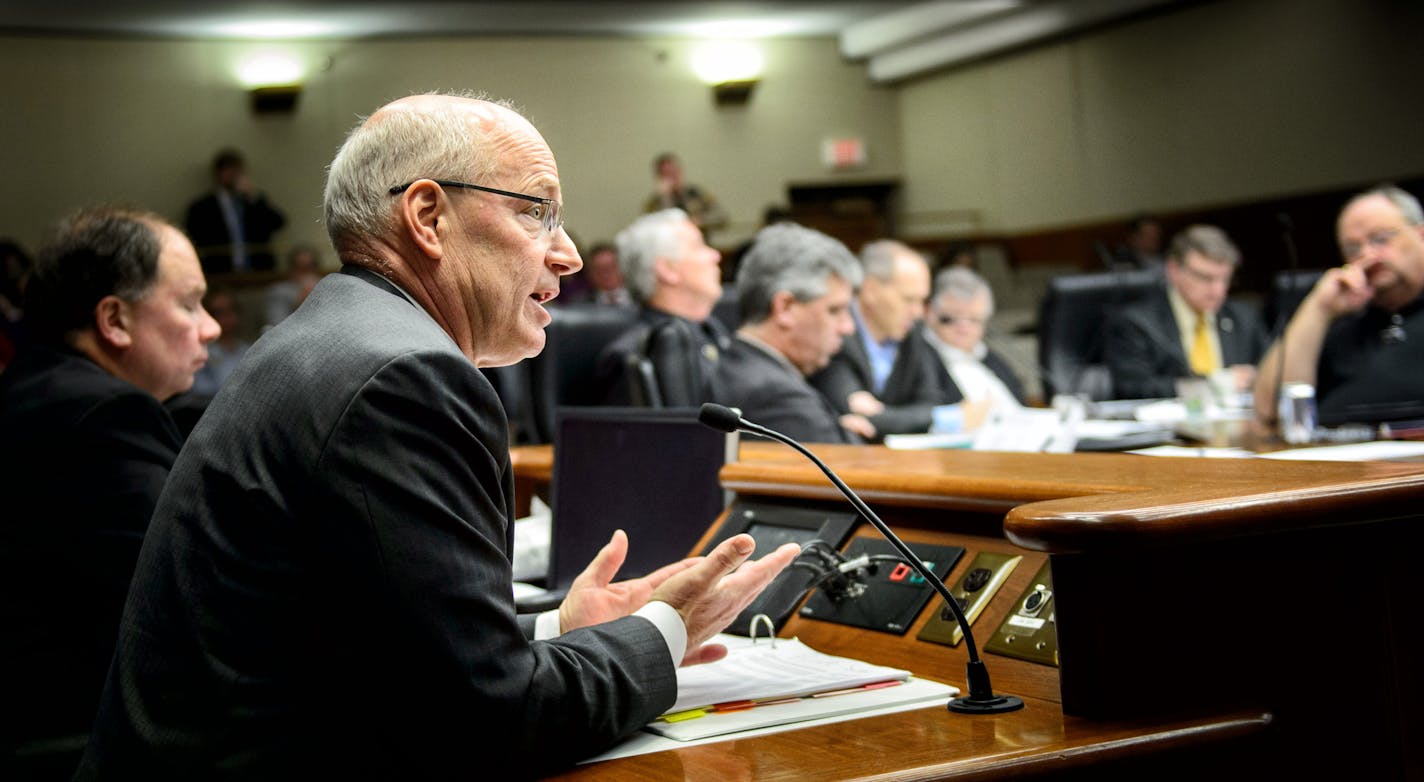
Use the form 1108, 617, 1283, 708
698, 403, 742, 433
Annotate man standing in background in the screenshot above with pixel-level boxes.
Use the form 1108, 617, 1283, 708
644, 152, 728, 240
185, 148, 288, 274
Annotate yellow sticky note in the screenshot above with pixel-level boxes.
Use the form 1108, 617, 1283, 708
661, 708, 708, 723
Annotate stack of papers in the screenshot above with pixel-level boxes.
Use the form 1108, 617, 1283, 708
647, 635, 956, 741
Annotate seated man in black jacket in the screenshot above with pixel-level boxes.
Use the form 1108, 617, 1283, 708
1104, 224, 1266, 400
0, 206, 220, 766
593, 208, 729, 406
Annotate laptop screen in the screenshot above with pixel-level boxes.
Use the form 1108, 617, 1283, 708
547, 407, 735, 591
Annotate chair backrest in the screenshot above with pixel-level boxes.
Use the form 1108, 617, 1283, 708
626, 317, 711, 409
481, 363, 539, 446
711, 289, 739, 332
1262, 268, 1325, 334
527, 303, 641, 443
1037, 268, 1162, 401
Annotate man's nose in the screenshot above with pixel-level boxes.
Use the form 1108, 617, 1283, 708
201, 308, 221, 342
548, 227, 582, 276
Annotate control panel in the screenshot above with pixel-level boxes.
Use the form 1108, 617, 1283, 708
798, 538, 964, 635
917, 551, 1023, 647
984, 560, 1059, 667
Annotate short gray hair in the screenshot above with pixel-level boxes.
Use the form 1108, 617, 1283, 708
616, 209, 689, 303
1349, 184, 1424, 226
932, 266, 994, 317
736, 223, 862, 325
860, 239, 923, 282
323, 90, 515, 248
1167, 224, 1240, 267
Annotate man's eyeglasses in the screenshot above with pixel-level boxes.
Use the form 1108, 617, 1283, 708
389, 179, 563, 235
1341, 228, 1400, 261
1175, 261, 1233, 288
934, 314, 986, 327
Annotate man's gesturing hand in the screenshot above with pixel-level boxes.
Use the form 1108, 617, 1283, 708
650, 534, 800, 666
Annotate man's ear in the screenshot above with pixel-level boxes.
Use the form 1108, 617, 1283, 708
768, 290, 799, 328
397, 180, 446, 261
93, 295, 133, 350
653, 256, 680, 286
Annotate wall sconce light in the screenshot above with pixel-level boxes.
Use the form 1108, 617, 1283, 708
691, 40, 765, 106
250, 85, 302, 113
235, 49, 305, 114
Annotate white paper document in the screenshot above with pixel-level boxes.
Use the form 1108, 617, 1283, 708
581, 680, 956, 763
665, 635, 911, 714
647, 676, 955, 741
1258, 440, 1424, 461
1128, 445, 1254, 458
637, 634, 956, 743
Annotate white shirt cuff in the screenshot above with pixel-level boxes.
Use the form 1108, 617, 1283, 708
532, 601, 687, 666
634, 600, 687, 666
533, 609, 561, 640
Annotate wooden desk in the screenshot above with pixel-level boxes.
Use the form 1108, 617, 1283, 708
514, 444, 1424, 780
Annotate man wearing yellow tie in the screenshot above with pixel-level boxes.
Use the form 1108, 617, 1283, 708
1104, 224, 1267, 399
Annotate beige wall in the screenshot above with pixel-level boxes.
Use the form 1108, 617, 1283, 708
3, 0, 1422, 263
898, 0, 1424, 237
0, 34, 901, 261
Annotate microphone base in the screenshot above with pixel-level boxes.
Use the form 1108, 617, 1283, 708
947, 694, 1025, 715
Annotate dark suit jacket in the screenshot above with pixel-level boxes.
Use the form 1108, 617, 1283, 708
713, 336, 859, 444
0, 346, 181, 747
594, 306, 729, 407
184, 190, 287, 273
811, 327, 952, 436
1104, 290, 1267, 399
78, 267, 676, 780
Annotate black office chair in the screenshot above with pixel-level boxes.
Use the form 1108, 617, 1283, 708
1262, 268, 1325, 334
526, 304, 640, 443
481, 363, 539, 446
1037, 268, 1162, 401
710, 289, 739, 333
622, 318, 707, 409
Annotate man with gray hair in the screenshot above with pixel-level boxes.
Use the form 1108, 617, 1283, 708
713, 222, 870, 442
1253, 185, 1424, 428
922, 267, 1028, 427
812, 239, 946, 439
593, 208, 729, 405
1104, 224, 1266, 399
79, 93, 798, 779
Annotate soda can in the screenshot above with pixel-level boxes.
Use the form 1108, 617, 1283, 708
1278, 382, 1316, 445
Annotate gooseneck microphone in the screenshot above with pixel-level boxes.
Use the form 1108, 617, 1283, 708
698, 403, 1024, 715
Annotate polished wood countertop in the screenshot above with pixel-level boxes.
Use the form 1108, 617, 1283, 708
513, 442, 1424, 552
543, 703, 1270, 782
510, 442, 1424, 779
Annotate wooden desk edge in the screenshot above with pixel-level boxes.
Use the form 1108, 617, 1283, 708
550, 703, 1272, 782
